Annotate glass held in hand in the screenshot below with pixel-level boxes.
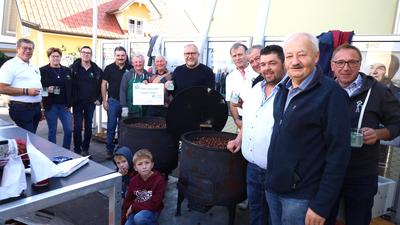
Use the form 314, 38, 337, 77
350, 128, 363, 148
230, 90, 240, 104
53, 86, 60, 95
41, 87, 48, 97
121, 107, 129, 117
165, 81, 174, 91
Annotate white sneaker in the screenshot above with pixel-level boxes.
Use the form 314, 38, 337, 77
238, 199, 248, 210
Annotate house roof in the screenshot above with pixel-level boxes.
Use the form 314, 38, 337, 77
16, 0, 157, 39
147, 0, 199, 38
106, 0, 161, 19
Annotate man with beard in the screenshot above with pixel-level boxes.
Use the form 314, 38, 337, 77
170, 44, 214, 96
227, 45, 285, 225
101, 46, 132, 159
265, 33, 350, 225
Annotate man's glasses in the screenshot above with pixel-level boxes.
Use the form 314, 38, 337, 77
332, 60, 360, 68
184, 52, 198, 57
20, 47, 33, 51
81, 51, 92, 55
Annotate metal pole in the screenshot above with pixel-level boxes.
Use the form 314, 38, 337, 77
92, 0, 102, 134
252, 0, 271, 46
198, 0, 217, 64
394, 0, 400, 34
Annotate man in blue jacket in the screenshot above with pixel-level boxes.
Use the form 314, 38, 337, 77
326, 44, 400, 225
265, 33, 351, 225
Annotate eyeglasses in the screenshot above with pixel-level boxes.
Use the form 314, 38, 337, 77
21, 47, 34, 51
81, 51, 92, 55
332, 60, 360, 68
184, 52, 198, 56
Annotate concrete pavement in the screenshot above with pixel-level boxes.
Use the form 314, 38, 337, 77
0, 106, 249, 225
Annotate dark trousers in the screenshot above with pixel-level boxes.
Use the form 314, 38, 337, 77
326, 175, 378, 225
73, 102, 95, 153
9, 102, 41, 133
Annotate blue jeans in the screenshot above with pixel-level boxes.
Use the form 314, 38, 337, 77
106, 98, 121, 153
44, 104, 72, 149
266, 191, 309, 225
125, 210, 159, 225
73, 102, 95, 153
247, 163, 269, 225
325, 175, 378, 225
9, 102, 41, 133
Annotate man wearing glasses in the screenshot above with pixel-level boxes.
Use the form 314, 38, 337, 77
170, 43, 214, 96
70, 46, 103, 156
0, 38, 42, 133
326, 44, 400, 225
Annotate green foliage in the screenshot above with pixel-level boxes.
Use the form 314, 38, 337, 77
0, 50, 10, 67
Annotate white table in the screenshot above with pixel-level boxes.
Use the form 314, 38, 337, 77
0, 126, 122, 225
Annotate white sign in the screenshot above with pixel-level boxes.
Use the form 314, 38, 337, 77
132, 83, 164, 105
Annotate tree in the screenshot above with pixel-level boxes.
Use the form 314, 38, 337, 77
0, 51, 10, 67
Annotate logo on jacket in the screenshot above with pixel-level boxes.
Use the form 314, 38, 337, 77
134, 190, 153, 202
356, 100, 363, 113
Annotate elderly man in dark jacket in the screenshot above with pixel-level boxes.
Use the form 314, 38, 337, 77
265, 33, 351, 225
326, 44, 400, 225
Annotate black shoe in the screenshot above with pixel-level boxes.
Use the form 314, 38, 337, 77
81, 150, 89, 157
106, 151, 114, 160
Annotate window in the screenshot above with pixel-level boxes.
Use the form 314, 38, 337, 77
21, 25, 30, 36
128, 19, 144, 36
1, 0, 17, 36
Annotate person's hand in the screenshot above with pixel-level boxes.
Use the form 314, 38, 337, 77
102, 100, 109, 111
361, 127, 378, 145
305, 208, 325, 225
143, 80, 149, 84
164, 80, 174, 91
126, 205, 133, 218
94, 100, 101, 106
231, 97, 243, 108
47, 86, 54, 93
227, 138, 241, 153
118, 167, 128, 175
28, 88, 41, 96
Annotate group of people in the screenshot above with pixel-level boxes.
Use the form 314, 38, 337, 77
226, 33, 400, 225
0, 39, 214, 159
0, 38, 216, 225
2, 33, 400, 225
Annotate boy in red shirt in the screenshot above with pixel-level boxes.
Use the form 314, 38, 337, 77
122, 149, 166, 225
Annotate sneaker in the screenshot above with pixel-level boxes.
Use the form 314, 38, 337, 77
112, 138, 118, 144
81, 150, 89, 157
237, 199, 248, 210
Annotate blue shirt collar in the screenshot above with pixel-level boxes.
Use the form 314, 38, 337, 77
284, 67, 317, 91
342, 73, 363, 96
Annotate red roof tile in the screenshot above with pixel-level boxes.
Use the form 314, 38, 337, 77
16, 0, 127, 39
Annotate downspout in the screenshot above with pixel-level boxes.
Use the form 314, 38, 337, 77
197, 0, 217, 64
252, 0, 271, 46
394, 0, 400, 34
92, 0, 102, 133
